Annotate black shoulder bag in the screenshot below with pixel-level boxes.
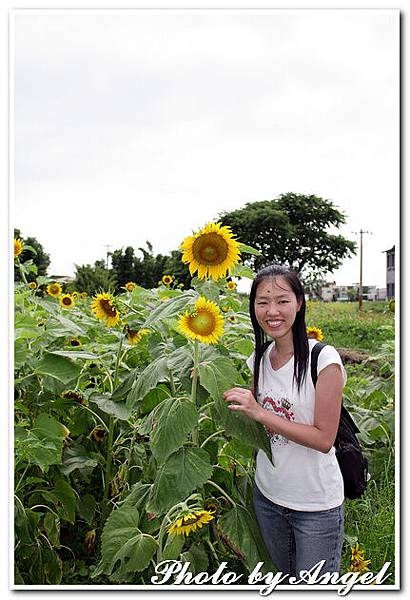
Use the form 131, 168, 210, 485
311, 342, 369, 500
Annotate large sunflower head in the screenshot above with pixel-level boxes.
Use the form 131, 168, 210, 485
306, 326, 324, 341
91, 292, 120, 327
179, 296, 224, 344
59, 294, 76, 309
180, 222, 241, 281
14, 238, 24, 259
167, 510, 214, 537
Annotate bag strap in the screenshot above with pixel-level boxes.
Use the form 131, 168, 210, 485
310, 341, 327, 387
311, 341, 360, 435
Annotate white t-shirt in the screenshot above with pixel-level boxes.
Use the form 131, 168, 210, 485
246, 339, 346, 511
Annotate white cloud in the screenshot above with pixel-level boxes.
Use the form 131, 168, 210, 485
13, 9, 399, 287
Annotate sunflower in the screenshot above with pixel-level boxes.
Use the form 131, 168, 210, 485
179, 297, 224, 344
180, 222, 241, 281
60, 424, 70, 439
388, 298, 395, 313
124, 281, 136, 292
80, 291, 88, 299
28, 281, 37, 290
227, 315, 238, 323
349, 543, 371, 573
47, 282, 62, 297
14, 238, 24, 258
91, 292, 120, 327
68, 338, 81, 347
226, 280, 237, 291
91, 426, 107, 443
204, 499, 220, 515
127, 327, 150, 345
306, 326, 324, 341
62, 389, 86, 405
59, 294, 76, 309
85, 529, 97, 556
162, 275, 173, 286
167, 510, 215, 537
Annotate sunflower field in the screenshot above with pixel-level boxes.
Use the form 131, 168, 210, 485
13, 224, 396, 586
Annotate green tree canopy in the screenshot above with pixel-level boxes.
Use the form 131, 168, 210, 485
218, 193, 356, 278
110, 243, 191, 291
14, 228, 51, 282
72, 260, 117, 295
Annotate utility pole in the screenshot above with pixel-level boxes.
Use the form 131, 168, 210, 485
104, 244, 112, 270
352, 229, 372, 311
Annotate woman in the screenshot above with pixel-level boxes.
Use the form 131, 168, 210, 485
223, 264, 346, 579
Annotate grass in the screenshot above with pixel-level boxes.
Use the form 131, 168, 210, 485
341, 463, 395, 583
305, 301, 394, 352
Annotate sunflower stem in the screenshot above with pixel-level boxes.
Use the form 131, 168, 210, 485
168, 369, 177, 396
18, 261, 29, 286
191, 339, 200, 446
101, 334, 124, 524
205, 479, 236, 508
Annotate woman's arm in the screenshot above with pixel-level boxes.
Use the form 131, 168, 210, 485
224, 363, 343, 453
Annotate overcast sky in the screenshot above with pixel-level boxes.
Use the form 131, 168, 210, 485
12, 9, 399, 289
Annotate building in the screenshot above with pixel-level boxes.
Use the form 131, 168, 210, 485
383, 246, 395, 299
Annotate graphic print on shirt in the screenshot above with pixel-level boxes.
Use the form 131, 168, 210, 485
261, 392, 295, 447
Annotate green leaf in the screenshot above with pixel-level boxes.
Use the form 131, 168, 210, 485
43, 512, 60, 548
150, 397, 198, 463
35, 352, 81, 384
19, 414, 66, 471
126, 356, 169, 411
52, 478, 77, 524
92, 504, 157, 581
61, 445, 99, 476
181, 542, 209, 574
149, 448, 213, 514
89, 393, 132, 421
199, 356, 271, 457
50, 350, 101, 360
42, 547, 63, 584
143, 290, 197, 328
229, 264, 255, 279
162, 534, 185, 561
76, 494, 97, 526
237, 242, 262, 256
199, 356, 243, 401
218, 505, 268, 570
213, 394, 271, 457
192, 279, 221, 302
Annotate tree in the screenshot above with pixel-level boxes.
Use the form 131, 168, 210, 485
110, 246, 136, 290
110, 242, 190, 290
218, 193, 356, 279
14, 228, 51, 282
72, 260, 117, 295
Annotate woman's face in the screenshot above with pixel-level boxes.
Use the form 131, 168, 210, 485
254, 276, 302, 342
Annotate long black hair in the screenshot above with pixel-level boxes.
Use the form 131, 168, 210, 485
249, 264, 309, 399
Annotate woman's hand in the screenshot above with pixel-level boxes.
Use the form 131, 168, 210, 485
223, 387, 264, 422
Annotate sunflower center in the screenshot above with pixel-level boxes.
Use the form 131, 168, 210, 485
189, 310, 216, 336
100, 299, 117, 317
181, 515, 199, 526
193, 233, 229, 265
62, 297, 72, 305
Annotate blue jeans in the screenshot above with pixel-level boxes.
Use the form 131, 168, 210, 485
253, 484, 344, 580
